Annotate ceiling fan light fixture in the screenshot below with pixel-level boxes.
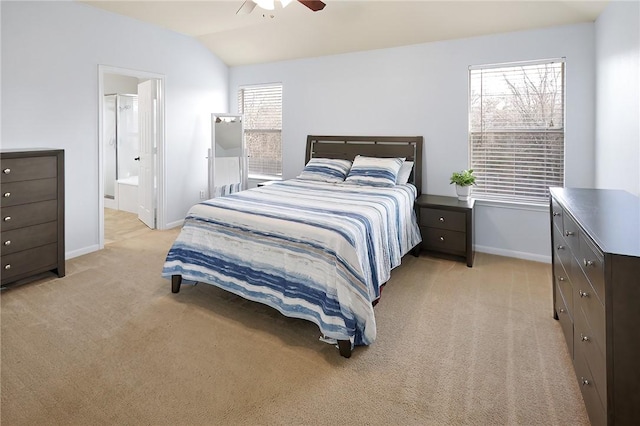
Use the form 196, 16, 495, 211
280, 0, 294, 7
254, 0, 275, 10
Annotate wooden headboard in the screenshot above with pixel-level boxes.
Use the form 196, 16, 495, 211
305, 135, 424, 194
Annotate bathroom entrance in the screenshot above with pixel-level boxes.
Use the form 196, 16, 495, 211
98, 66, 165, 248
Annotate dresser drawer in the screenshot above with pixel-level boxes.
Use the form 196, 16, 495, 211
575, 306, 607, 411
1, 156, 57, 183
580, 234, 605, 304
0, 200, 58, 232
421, 227, 466, 254
555, 284, 574, 358
0, 178, 57, 207
574, 265, 606, 359
551, 197, 564, 233
553, 226, 572, 272
1, 243, 58, 282
1, 221, 57, 255
420, 208, 466, 232
554, 261, 573, 317
575, 350, 607, 426
562, 213, 581, 254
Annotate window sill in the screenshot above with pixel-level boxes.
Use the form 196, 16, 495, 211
473, 198, 548, 212
248, 174, 283, 181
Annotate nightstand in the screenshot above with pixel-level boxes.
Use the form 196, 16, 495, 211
415, 194, 475, 267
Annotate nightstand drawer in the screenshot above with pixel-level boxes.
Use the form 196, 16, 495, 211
420, 208, 465, 232
421, 227, 466, 254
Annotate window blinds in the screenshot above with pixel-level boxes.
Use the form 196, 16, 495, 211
238, 84, 283, 177
469, 59, 565, 203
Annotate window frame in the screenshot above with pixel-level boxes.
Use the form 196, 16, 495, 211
238, 83, 283, 179
468, 58, 566, 205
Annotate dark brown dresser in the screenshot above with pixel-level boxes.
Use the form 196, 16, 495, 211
550, 187, 640, 426
415, 194, 474, 267
1, 149, 65, 285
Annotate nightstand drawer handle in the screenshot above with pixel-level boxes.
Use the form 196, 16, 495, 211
3, 168, 10, 174
557, 245, 565, 250
583, 259, 595, 267
565, 230, 574, 237
439, 217, 445, 222
581, 333, 590, 342
559, 308, 566, 314
3, 216, 11, 222
3, 240, 10, 246
439, 236, 445, 242
4, 264, 10, 270
558, 276, 565, 282
3, 192, 10, 198
579, 290, 589, 298
581, 377, 590, 386
553, 211, 561, 217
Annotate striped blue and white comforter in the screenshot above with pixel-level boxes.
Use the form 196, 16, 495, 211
162, 179, 421, 346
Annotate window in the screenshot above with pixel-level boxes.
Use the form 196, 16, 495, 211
469, 59, 565, 203
238, 84, 282, 178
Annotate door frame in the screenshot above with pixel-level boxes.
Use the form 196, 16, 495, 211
97, 65, 167, 248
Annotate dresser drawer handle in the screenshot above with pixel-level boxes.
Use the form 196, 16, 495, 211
439, 236, 445, 242
557, 245, 565, 250
558, 276, 565, 281
3, 192, 10, 198
3, 264, 10, 270
439, 217, 445, 222
583, 259, 595, 267
552, 212, 561, 217
3, 216, 11, 222
581, 333, 590, 342
3, 240, 10, 246
564, 230, 574, 237
581, 377, 590, 386
559, 308, 566, 314
3, 168, 10, 174
579, 290, 589, 298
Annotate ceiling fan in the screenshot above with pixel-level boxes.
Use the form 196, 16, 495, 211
237, 0, 326, 15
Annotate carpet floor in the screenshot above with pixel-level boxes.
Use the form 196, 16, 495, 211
1, 226, 588, 425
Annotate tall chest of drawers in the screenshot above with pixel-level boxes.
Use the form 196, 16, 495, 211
550, 188, 640, 425
1, 149, 65, 285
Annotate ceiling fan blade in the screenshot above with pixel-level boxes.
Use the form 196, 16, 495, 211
237, 1, 257, 15
298, 0, 326, 12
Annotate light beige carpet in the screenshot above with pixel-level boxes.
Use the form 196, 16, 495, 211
1, 227, 588, 425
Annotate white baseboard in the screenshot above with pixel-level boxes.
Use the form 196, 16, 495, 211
165, 219, 184, 229
65, 244, 100, 260
475, 245, 551, 264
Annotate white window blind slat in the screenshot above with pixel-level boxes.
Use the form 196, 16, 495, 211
469, 59, 565, 203
238, 84, 283, 177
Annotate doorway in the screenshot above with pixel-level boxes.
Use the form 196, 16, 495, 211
98, 65, 166, 248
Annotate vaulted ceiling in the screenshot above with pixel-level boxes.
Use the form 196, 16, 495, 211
81, 0, 609, 66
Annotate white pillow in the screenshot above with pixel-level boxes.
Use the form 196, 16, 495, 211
396, 161, 414, 185
345, 156, 405, 188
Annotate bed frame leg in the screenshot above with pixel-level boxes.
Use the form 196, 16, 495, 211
337, 340, 352, 358
171, 275, 182, 293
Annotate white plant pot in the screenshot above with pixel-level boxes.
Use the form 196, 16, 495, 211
456, 184, 471, 201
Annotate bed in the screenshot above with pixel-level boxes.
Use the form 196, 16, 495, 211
162, 135, 423, 357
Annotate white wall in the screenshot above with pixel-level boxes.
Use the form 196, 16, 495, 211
1, 1, 229, 258
230, 24, 596, 262
595, 0, 640, 196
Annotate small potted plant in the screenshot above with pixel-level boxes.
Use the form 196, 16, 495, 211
450, 169, 475, 201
